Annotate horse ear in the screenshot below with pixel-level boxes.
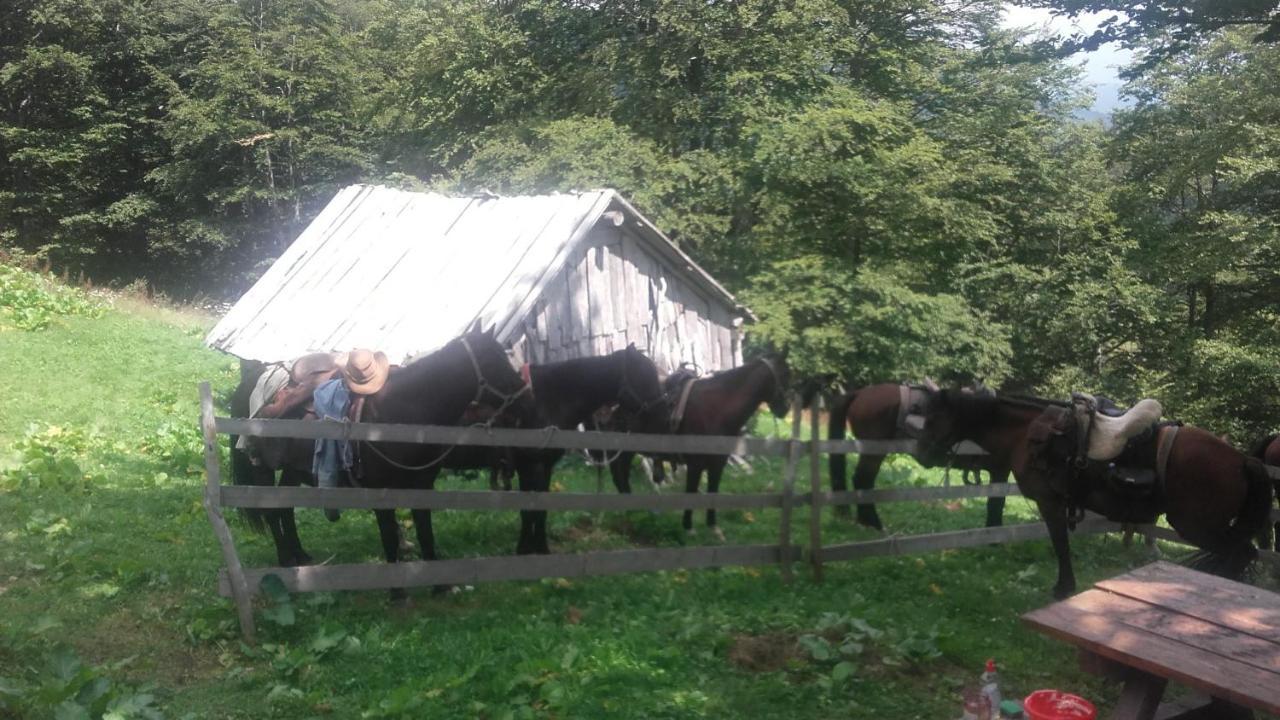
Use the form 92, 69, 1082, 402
485, 325, 496, 339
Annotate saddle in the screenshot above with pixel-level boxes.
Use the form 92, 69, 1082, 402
1071, 393, 1163, 462
663, 366, 701, 433
256, 353, 343, 420
1028, 396, 1178, 527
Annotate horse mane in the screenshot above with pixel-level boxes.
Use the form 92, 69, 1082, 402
941, 387, 1003, 426
997, 392, 1068, 410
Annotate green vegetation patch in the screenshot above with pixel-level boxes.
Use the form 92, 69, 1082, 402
0, 264, 105, 331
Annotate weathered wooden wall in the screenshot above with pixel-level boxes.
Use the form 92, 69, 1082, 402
510, 224, 741, 373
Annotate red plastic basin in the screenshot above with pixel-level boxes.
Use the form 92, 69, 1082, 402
1023, 689, 1097, 720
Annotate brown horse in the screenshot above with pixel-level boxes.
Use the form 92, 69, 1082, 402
828, 383, 1010, 530
1249, 433, 1280, 550
920, 389, 1275, 598
607, 354, 791, 537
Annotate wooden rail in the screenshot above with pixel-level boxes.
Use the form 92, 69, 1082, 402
199, 381, 1280, 643
219, 544, 800, 597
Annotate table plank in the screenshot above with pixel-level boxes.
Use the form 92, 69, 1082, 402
1023, 597, 1280, 714
1096, 562, 1280, 644
1066, 589, 1280, 675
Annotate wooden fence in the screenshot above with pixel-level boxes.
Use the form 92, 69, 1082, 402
198, 383, 1280, 642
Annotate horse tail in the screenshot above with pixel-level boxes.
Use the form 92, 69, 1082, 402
230, 362, 271, 535
828, 390, 857, 493
1239, 457, 1274, 558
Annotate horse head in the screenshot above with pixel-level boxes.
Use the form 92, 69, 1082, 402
759, 352, 792, 418
616, 344, 670, 432
454, 329, 536, 422
918, 386, 999, 462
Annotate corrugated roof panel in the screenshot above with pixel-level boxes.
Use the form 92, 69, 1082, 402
206, 184, 743, 364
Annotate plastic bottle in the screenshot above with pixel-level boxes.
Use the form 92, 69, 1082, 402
961, 687, 990, 720
981, 659, 1003, 719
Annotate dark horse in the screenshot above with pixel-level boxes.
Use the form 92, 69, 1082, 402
437, 344, 670, 538
231, 330, 543, 571
1248, 433, 1280, 550
921, 389, 1275, 598
608, 354, 791, 537
828, 383, 1010, 530
230, 356, 336, 567
356, 330, 545, 566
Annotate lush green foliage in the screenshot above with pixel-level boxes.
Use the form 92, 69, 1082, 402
2, 0, 1280, 434
0, 263, 103, 330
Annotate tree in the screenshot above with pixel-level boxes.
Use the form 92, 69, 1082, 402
1019, 0, 1280, 58
146, 0, 368, 291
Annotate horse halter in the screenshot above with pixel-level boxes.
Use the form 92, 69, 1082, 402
459, 335, 531, 420
614, 349, 666, 420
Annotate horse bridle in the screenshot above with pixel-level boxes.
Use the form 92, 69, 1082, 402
459, 335, 531, 419
614, 348, 667, 421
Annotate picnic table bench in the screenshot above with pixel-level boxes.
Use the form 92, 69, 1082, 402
1022, 561, 1280, 720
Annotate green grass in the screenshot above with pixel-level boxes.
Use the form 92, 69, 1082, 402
1, 289, 1275, 718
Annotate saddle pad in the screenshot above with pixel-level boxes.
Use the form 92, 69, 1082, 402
897, 385, 930, 437
1087, 398, 1163, 461
234, 363, 292, 452
670, 376, 697, 433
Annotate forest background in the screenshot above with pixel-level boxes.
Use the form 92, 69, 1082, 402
2, 0, 1279, 441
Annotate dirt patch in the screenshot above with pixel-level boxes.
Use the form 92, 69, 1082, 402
727, 632, 802, 673
77, 597, 222, 688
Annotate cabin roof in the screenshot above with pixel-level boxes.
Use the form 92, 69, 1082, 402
205, 184, 746, 363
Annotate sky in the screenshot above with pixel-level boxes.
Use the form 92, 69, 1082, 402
1001, 5, 1135, 114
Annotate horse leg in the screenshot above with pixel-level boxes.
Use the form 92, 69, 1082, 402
1037, 498, 1077, 599
374, 509, 407, 602
272, 467, 313, 566
683, 459, 705, 534
610, 451, 634, 494
984, 466, 1010, 528
706, 456, 728, 542
852, 454, 886, 530
533, 460, 551, 554
516, 459, 551, 555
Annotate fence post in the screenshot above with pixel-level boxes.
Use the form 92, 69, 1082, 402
808, 394, 824, 582
778, 397, 803, 582
200, 382, 256, 643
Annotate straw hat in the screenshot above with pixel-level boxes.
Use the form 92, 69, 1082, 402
342, 349, 389, 395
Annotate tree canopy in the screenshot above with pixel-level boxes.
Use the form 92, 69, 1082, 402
2, 0, 1279, 439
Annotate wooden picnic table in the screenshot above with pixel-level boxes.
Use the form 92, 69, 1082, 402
1022, 561, 1280, 720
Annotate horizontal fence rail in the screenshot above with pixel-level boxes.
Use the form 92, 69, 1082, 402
198, 382, 1280, 643
220, 485, 789, 511
219, 544, 802, 598
822, 515, 1118, 562
218, 416, 801, 457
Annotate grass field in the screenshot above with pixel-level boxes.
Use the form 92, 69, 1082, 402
2, 272, 1275, 719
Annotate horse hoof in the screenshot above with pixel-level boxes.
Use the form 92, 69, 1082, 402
388, 589, 411, 606
431, 584, 454, 596
1052, 584, 1075, 600
684, 528, 696, 537
711, 527, 726, 543
324, 509, 342, 522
